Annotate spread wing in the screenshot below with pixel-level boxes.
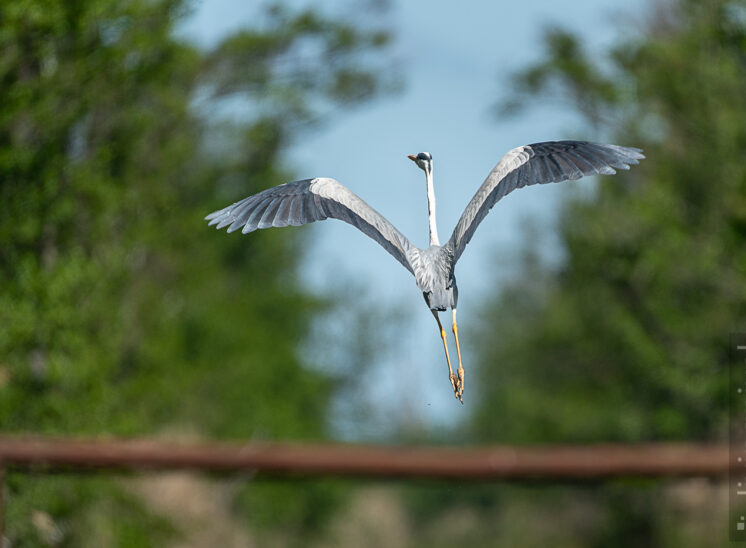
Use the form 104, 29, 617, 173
446, 140, 644, 262
206, 177, 415, 274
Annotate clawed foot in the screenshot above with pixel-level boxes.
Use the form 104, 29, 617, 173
450, 371, 464, 404
449, 372, 459, 393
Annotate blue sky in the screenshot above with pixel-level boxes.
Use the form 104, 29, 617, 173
181, 1, 644, 434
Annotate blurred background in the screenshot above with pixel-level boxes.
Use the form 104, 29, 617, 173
0, 0, 743, 545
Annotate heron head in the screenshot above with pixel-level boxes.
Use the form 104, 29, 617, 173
407, 152, 433, 174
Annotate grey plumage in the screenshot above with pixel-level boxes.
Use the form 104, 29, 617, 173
447, 141, 643, 262
207, 139, 644, 402
206, 140, 644, 309
206, 177, 414, 274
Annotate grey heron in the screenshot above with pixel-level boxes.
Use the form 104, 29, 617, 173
206, 140, 644, 402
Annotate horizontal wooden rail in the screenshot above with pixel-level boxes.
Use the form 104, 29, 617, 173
0, 437, 729, 480
0, 437, 730, 536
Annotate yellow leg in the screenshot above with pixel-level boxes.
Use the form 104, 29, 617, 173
433, 311, 460, 401
452, 309, 465, 399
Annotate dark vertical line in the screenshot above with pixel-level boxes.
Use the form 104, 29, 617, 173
730, 334, 746, 541
0, 464, 5, 541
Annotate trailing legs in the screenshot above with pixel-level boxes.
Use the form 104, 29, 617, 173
432, 310, 462, 403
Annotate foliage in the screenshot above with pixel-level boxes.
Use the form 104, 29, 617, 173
460, 0, 746, 545
474, 0, 745, 444
0, 0, 393, 543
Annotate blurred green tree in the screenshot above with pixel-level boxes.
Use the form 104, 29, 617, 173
475, 0, 743, 445
0, 0, 394, 544
462, 0, 745, 545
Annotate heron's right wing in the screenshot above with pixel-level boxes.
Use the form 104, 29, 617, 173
206, 177, 415, 274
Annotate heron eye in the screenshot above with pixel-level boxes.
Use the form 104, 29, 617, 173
417, 153, 429, 161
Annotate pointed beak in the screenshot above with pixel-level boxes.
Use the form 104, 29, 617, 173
407, 154, 417, 163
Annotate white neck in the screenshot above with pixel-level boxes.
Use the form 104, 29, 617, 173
425, 168, 440, 246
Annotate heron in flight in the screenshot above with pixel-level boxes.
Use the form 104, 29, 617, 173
206, 141, 644, 402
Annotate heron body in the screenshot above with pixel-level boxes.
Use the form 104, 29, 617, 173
409, 245, 456, 311
207, 140, 644, 402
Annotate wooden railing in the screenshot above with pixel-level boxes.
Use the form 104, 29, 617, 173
0, 436, 729, 536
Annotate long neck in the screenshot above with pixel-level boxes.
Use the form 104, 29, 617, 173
425, 168, 440, 246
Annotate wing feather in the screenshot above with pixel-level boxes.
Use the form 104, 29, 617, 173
534, 154, 552, 183
206, 177, 414, 274
246, 197, 273, 227
273, 197, 293, 227
546, 155, 564, 180
565, 149, 597, 172
258, 198, 282, 229
447, 140, 644, 262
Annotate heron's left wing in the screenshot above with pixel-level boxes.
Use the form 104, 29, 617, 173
446, 141, 644, 262
206, 177, 415, 274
